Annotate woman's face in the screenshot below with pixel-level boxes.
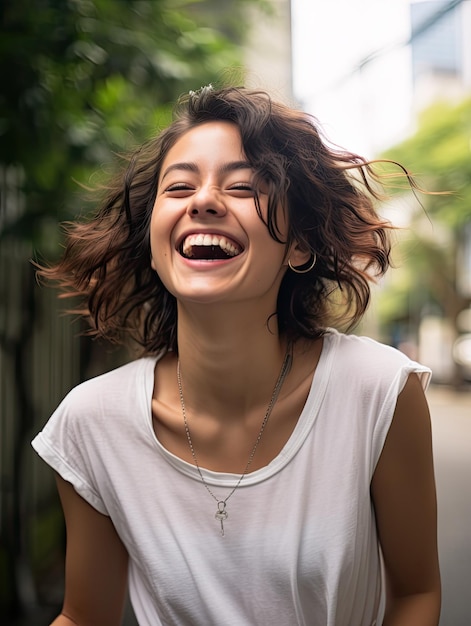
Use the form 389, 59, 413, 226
149, 121, 304, 309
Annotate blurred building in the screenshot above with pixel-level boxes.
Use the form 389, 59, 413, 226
410, 0, 471, 113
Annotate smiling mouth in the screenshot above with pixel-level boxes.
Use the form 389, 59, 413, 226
180, 234, 243, 260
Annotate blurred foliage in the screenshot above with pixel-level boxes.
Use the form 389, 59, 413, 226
0, 0, 266, 254
382, 97, 471, 228
0, 1, 268, 619
377, 97, 471, 333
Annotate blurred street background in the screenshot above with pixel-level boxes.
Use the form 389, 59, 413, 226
1, 0, 470, 624
428, 385, 471, 626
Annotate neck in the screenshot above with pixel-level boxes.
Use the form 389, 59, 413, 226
175, 302, 289, 419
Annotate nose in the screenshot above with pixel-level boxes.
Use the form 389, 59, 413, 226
186, 186, 227, 218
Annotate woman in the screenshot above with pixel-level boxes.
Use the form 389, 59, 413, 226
33, 85, 441, 625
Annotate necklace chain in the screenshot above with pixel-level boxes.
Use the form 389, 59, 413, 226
177, 346, 292, 536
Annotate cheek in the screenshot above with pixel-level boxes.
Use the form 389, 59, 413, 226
149, 210, 166, 273
149, 248, 174, 297
149, 213, 158, 270
149, 199, 169, 243
150, 241, 168, 275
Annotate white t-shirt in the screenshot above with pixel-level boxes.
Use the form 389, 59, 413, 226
32, 329, 431, 626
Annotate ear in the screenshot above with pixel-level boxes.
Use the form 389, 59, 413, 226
286, 241, 312, 268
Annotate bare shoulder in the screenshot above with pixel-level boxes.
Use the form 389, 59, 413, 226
375, 373, 432, 471
372, 373, 433, 501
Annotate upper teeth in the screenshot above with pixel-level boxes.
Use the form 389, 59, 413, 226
182, 234, 241, 258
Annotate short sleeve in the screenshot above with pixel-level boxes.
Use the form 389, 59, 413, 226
32, 387, 109, 515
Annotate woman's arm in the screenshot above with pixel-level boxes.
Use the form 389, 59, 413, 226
371, 373, 441, 625
50, 474, 129, 626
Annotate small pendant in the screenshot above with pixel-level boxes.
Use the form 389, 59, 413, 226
215, 501, 228, 536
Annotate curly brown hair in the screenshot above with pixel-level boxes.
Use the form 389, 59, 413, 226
37, 85, 415, 355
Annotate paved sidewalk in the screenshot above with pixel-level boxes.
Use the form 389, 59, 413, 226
426, 381, 471, 401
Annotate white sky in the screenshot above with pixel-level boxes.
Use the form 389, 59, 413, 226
291, 0, 416, 156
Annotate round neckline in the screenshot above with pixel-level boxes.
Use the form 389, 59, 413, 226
141, 331, 338, 487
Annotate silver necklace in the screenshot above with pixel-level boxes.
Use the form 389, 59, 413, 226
177, 346, 292, 536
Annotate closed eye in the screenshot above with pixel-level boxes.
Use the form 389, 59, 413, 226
228, 183, 255, 195
166, 183, 193, 191
165, 183, 195, 195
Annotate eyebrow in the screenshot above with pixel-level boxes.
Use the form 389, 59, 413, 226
160, 160, 253, 181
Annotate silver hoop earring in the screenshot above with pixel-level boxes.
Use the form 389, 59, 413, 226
288, 253, 317, 274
